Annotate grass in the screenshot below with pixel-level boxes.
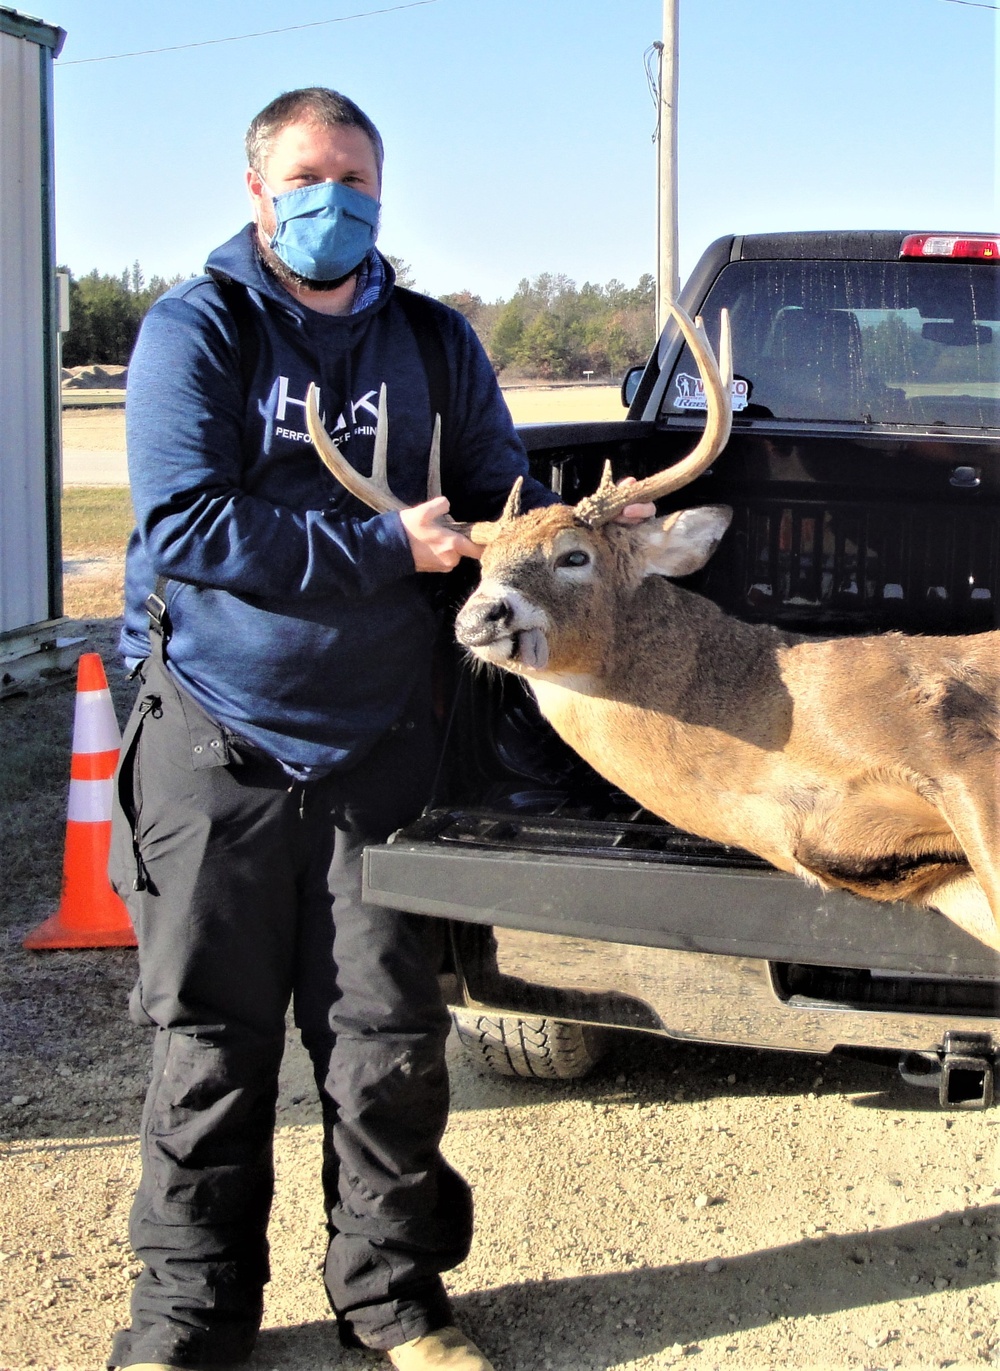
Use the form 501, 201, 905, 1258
63, 566, 126, 620
61, 407, 128, 450
62, 486, 133, 551
61, 487, 132, 620
61, 390, 126, 409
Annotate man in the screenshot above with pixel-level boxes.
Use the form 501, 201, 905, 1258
109, 86, 560, 1371
111, 86, 651, 1371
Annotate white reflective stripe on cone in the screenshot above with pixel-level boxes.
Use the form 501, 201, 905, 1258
67, 777, 115, 823
73, 690, 122, 754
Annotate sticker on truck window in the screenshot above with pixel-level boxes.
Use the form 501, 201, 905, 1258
673, 375, 749, 411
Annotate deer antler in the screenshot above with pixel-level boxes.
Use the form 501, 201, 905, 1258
306, 382, 443, 513
306, 382, 502, 544
573, 303, 733, 528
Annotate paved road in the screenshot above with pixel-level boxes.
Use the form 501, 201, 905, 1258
62, 447, 129, 485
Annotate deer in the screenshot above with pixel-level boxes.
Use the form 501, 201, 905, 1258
304, 309, 1000, 954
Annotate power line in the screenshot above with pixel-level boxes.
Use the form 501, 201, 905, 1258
939, 0, 999, 10
58, 0, 440, 66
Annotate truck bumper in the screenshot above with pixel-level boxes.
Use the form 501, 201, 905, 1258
363, 813, 1000, 1057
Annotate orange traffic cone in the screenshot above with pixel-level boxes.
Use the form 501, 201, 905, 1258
23, 653, 137, 949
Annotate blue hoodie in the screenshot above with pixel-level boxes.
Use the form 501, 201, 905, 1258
121, 226, 555, 772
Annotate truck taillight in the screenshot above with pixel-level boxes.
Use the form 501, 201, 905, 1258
900, 234, 1000, 261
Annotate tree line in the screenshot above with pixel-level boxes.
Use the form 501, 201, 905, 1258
60, 260, 656, 381
60, 262, 184, 369
441, 271, 655, 381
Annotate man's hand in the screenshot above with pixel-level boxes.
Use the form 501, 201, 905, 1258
613, 475, 656, 524
400, 497, 482, 572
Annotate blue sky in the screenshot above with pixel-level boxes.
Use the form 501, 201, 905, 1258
47, 0, 998, 301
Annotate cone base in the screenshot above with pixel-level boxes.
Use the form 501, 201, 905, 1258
23, 820, 136, 950
23, 909, 137, 950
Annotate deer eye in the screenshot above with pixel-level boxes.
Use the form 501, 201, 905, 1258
555, 549, 590, 569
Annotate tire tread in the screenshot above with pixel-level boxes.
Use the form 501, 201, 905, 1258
452, 1011, 607, 1080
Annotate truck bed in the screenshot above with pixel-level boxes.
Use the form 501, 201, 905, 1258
365, 231, 1000, 1069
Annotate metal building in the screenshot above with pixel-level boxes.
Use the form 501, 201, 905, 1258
0, 6, 77, 695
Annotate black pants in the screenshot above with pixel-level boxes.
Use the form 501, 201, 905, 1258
108, 649, 472, 1368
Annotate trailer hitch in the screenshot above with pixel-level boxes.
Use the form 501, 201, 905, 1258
898, 1032, 995, 1109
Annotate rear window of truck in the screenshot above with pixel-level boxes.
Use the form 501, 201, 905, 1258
663, 260, 1000, 428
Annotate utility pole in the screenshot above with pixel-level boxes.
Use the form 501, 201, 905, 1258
655, 0, 679, 335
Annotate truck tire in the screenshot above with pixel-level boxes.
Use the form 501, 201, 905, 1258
452, 1010, 608, 1080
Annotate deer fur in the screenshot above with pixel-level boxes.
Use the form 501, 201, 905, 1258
455, 502, 1000, 952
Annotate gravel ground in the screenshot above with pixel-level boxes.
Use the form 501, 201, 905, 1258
0, 1021, 998, 1371
0, 622, 997, 1371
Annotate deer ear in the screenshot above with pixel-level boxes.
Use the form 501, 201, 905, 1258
639, 505, 733, 579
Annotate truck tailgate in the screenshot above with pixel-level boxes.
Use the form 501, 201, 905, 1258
364, 808, 1000, 980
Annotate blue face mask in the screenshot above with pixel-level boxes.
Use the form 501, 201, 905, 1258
264, 179, 380, 282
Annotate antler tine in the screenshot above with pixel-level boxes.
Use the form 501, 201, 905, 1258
573, 304, 733, 528
501, 475, 523, 522
371, 383, 391, 494
454, 476, 524, 549
426, 413, 442, 501
306, 382, 406, 514
594, 460, 616, 499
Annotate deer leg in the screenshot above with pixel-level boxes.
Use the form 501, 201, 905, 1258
922, 872, 1000, 951
930, 773, 1000, 950
785, 779, 1000, 952
792, 781, 965, 898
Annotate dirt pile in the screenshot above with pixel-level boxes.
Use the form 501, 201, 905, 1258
62, 365, 128, 390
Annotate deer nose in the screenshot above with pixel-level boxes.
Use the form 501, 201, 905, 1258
483, 599, 512, 627
456, 595, 512, 648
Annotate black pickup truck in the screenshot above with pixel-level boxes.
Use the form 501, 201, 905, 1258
365, 230, 1000, 1108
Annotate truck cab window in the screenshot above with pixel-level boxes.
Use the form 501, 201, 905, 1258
661, 260, 1000, 428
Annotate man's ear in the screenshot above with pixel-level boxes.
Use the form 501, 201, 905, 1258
246, 167, 264, 218
638, 505, 733, 579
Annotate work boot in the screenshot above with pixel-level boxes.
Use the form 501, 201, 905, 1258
387, 1325, 495, 1370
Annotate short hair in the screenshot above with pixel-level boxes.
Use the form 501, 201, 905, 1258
245, 88, 384, 177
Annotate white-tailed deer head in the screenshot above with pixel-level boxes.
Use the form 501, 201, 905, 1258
455, 303, 734, 678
